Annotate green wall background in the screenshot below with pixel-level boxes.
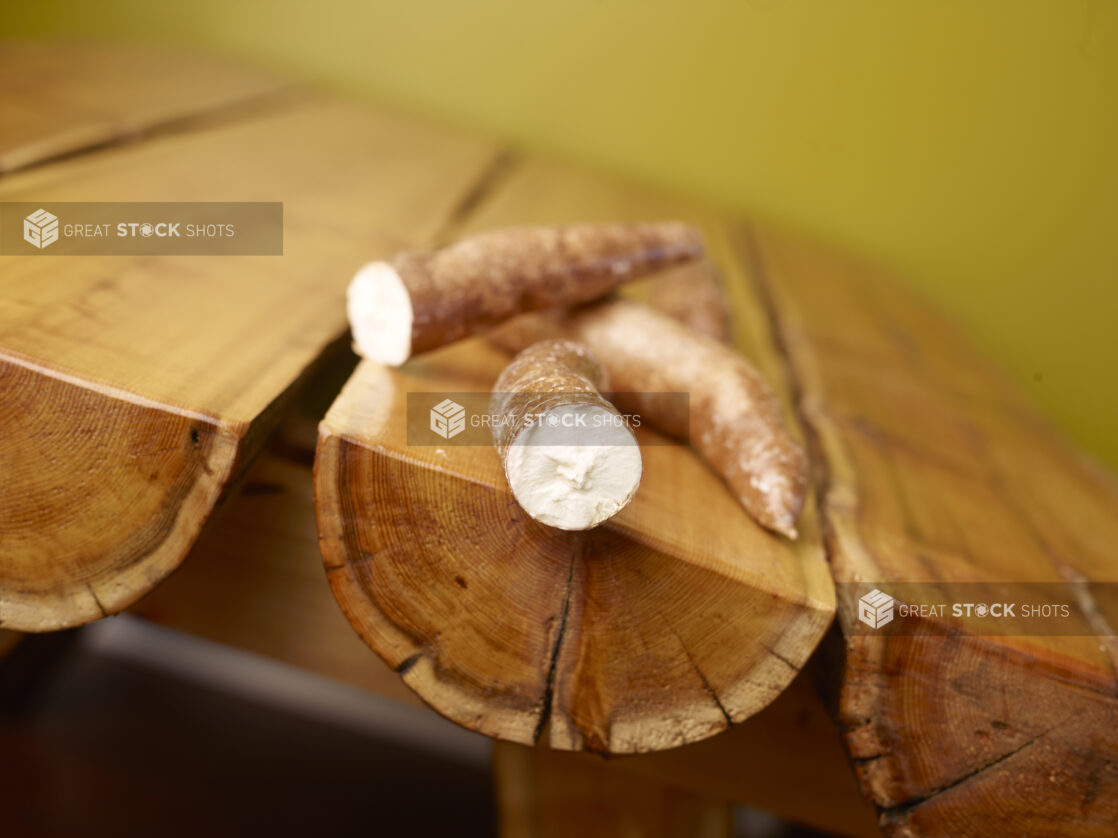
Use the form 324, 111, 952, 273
9, 1, 1117, 468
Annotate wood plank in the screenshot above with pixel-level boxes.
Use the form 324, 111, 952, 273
0, 42, 290, 173
0, 52, 502, 631
752, 222, 1118, 835
315, 155, 836, 754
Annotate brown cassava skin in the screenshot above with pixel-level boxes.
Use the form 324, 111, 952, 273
489, 300, 807, 537
490, 339, 615, 461
395, 222, 704, 356
642, 260, 732, 343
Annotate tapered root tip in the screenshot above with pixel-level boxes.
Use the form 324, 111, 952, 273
347, 261, 414, 366
766, 492, 804, 540
504, 405, 642, 531
745, 475, 805, 540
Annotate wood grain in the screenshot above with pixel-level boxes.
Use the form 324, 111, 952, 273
0, 42, 289, 173
0, 45, 501, 631
613, 669, 879, 837
752, 222, 1118, 835
636, 260, 732, 343
316, 155, 836, 754
133, 446, 423, 708
135, 424, 874, 834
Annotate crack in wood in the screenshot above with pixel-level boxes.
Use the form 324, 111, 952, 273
434, 148, 521, 244
395, 652, 422, 676
533, 543, 578, 745
734, 221, 839, 566
760, 641, 801, 673
86, 583, 109, 619
879, 734, 1042, 820
735, 219, 929, 818
2, 86, 299, 177
668, 624, 734, 727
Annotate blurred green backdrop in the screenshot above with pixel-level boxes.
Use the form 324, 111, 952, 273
9, 1, 1117, 468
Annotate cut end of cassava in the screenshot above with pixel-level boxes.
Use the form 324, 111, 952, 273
346, 261, 414, 366
504, 403, 642, 531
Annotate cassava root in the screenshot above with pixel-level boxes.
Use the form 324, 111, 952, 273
490, 340, 641, 531
348, 222, 704, 366
489, 301, 808, 538
641, 260, 731, 343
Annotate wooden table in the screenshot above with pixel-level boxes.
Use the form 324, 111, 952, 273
2, 43, 1116, 837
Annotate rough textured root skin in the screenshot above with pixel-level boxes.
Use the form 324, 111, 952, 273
397, 222, 704, 357
490, 339, 640, 530
641, 260, 732, 343
489, 300, 807, 538
490, 339, 611, 457
488, 311, 566, 355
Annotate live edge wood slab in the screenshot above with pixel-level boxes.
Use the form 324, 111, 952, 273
0, 44, 501, 630
316, 160, 836, 754
756, 227, 1118, 835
